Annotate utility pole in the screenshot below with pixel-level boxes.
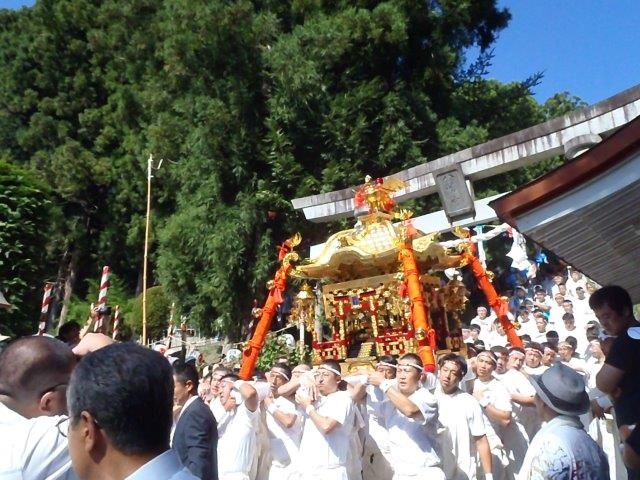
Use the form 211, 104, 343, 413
142, 154, 162, 346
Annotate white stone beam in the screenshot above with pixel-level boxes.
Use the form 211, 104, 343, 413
292, 83, 640, 223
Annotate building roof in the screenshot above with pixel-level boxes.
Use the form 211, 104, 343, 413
490, 114, 640, 302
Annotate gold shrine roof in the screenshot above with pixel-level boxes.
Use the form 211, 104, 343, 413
294, 213, 463, 282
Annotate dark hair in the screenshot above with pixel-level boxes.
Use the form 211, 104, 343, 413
58, 321, 80, 338
520, 334, 532, 343
469, 324, 481, 332
438, 353, 468, 378
220, 372, 240, 383
527, 342, 544, 354
490, 345, 508, 357
565, 336, 578, 351
562, 313, 574, 322
172, 359, 199, 391
321, 359, 342, 376
508, 346, 526, 356
271, 362, 292, 380
541, 341, 558, 353
589, 285, 633, 317
212, 366, 232, 377
400, 352, 423, 368
378, 355, 397, 366
67, 343, 173, 455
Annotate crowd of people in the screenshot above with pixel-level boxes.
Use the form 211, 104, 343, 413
0, 283, 639, 480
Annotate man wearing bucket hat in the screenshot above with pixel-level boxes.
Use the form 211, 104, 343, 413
519, 363, 609, 479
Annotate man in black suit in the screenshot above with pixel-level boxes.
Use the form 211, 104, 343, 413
171, 360, 218, 479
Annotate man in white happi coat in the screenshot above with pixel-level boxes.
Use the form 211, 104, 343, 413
471, 306, 496, 344
367, 353, 445, 480
348, 355, 397, 480
295, 360, 357, 480
499, 347, 538, 467
263, 363, 303, 480
435, 353, 492, 480
216, 373, 260, 480
209, 366, 232, 423
522, 343, 547, 376
473, 350, 515, 480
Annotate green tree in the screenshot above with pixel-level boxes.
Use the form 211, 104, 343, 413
129, 285, 171, 342
0, 159, 57, 336
0, 0, 586, 342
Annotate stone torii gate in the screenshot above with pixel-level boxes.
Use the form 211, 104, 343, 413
291, 83, 640, 223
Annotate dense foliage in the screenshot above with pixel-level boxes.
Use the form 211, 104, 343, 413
0, 0, 585, 339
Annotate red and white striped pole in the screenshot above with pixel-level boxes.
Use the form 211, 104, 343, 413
94, 266, 110, 333
98, 266, 110, 307
112, 305, 121, 340
38, 282, 55, 335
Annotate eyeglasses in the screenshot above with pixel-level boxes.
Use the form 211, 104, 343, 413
56, 414, 101, 438
55, 417, 69, 438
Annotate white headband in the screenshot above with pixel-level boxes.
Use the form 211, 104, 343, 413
398, 362, 423, 372
377, 361, 398, 369
271, 370, 290, 382
319, 365, 342, 377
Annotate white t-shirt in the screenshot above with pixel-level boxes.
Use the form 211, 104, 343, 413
297, 390, 355, 471
497, 369, 536, 470
265, 396, 302, 467
0, 402, 75, 480
523, 364, 548, 376
486, 331, 508, 349
470, 313, 496, 342
364, 384, 390, 454
435, 387, 486, 480
217, 402, 259, 478
473, 377, 511, 454
517, 318, 538, 339
381, 387, 441, 475
501, 369, 539, 437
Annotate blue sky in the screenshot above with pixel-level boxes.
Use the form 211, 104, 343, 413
2, 0, 639, 105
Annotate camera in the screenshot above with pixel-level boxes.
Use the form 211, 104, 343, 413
97, 305, 112, 316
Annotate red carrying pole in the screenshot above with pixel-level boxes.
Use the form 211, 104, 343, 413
238, 234, 300, 380
461, 251, 522, 347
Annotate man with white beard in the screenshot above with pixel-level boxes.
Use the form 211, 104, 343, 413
435, 353, 493, 480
